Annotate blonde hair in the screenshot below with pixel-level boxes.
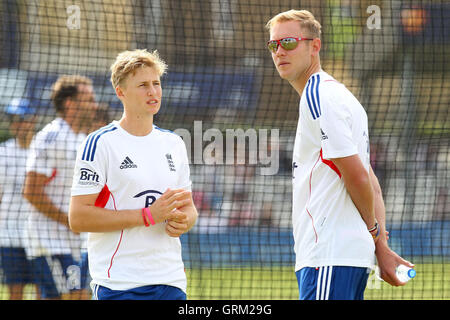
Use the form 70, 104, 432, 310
110, 49, 168, 88
265, 9, 322, 38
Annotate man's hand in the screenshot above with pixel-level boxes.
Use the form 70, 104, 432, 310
164, 190, 198, 237
149, 189, 191, 224
376, 241, 415, 286
165, 213, 189, 237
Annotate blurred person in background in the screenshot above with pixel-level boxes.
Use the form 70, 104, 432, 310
266, 9, 413, 300
0, 99, 38, 300
23, 75, 97, 299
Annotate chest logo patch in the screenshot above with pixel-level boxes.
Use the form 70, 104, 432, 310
120, 156, 138, 169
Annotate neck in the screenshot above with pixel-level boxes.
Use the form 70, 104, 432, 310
290, 58, 322, 96
119, 110, 154, 136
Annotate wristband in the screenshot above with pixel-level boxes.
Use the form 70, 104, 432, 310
368, 219, 378, 232
368, 221, 380, 239
142, 208, 149, 227
372, 226, 380, 239
143, 207, 155, 225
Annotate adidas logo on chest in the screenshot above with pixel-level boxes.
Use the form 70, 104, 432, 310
120, 156, 138, 169
118, 155, 177, 171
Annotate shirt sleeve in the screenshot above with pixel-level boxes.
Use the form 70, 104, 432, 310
319, 84, 358, 160
71, 135, 107, 196
26, 131, 57, 177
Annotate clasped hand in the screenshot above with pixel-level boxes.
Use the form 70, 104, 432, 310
148, 188, 193, 237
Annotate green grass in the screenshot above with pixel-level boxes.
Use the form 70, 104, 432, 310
1, 263, 448, 300
185, 263, 450, 300
186, 266, 298, 300
364, 262, 450, 300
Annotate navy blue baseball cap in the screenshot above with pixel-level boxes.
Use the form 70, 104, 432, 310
4, 98, 36, 119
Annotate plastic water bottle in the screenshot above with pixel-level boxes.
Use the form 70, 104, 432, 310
395, 265, 416, 283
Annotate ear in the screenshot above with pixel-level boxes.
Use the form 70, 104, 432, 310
115, 86, 124, 98
311, 38, 321, 56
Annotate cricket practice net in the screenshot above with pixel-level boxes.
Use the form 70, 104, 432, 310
0, 0, 448, 300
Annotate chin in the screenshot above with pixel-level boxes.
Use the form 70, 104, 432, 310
279, 69, 302, 82
276, 67, 291, 79
278, 71, 293, 81
148, 105, 161, 115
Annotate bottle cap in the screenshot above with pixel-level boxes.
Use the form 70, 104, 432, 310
408, 269, 416, 278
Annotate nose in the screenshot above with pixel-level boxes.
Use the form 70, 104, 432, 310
274, 49, 285, 58
274, 44, 287, 56
147, 85, 158, 96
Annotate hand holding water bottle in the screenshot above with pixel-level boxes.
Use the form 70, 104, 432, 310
375, 240, 415, 286
395, 264, 416, 283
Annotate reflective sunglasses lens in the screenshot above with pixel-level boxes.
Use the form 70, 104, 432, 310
267, 41, 278, 52
281, 38, 298, 50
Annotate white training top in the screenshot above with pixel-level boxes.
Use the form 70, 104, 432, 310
0, 139, 32, 248
71, 121, 191, 292
24, 118, 85, 259
292, 71, 375, 272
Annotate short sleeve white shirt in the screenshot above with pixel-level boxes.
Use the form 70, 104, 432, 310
292, 71, 375, 271
71, 121, 191, 292
24, 118, 85, 258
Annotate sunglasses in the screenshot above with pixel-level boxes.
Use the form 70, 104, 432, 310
267, 37, 313, 53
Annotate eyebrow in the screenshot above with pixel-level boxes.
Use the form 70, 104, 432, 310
139, 79, 160, 84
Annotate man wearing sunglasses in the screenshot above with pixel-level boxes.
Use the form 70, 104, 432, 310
266, 9, 413, 300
